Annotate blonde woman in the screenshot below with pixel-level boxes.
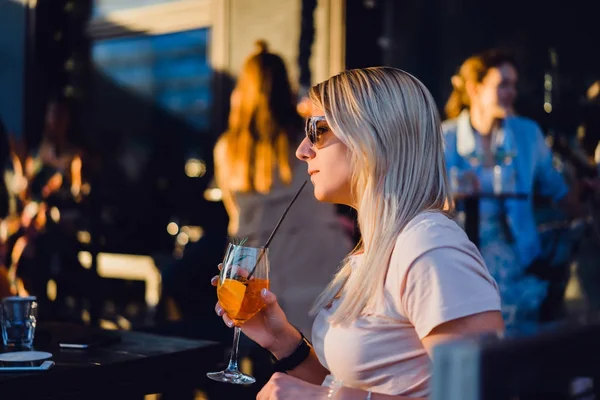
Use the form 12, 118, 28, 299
213, 41, 350, 337
213, 67, 504, 399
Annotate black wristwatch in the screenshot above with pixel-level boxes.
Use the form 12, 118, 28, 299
271, 332, 312, 373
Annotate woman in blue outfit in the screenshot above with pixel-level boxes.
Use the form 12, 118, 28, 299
442, 50, 580, 331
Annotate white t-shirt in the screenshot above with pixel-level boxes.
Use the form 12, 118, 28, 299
312, 211, 501, 397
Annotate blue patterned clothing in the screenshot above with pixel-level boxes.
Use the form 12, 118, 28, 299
443, 110, 567, 330
443, 110, 569, 268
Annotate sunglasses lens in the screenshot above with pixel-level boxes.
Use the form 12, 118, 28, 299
305, 118, 316, 145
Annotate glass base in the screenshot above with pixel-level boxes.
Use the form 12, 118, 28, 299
207, 369, 256, 385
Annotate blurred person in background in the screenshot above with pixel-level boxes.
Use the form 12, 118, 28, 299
0, 116, 30, 299
38, 98, 77, 171
11, 97, 89, 320
213, 40, 350, 337
442, 49, 583, 331
27, 97, 82, 201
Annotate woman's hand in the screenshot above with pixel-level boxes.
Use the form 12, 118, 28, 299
257, 372, 328, 400
211, 266, 302, 358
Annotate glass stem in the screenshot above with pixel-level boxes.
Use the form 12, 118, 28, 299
226, 326, 242, 373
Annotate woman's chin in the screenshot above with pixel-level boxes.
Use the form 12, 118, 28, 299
311, 182, 350, 204
313, 187, 335, 204
311, 185, 327, 202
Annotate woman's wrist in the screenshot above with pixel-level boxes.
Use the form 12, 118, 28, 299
337, 386, 374, 400
269, 323, 303, 360
327, 377, 344, 399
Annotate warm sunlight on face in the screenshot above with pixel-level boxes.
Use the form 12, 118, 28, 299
295, 106, 354, 206
478, 62, 518, 113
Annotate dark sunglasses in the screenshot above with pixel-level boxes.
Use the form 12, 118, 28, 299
304, 116, 327, 147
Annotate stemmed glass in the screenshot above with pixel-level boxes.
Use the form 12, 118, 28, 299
207, 243, 270, 385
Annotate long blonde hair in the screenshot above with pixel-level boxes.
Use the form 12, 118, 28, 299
219, 41, 301, 193
310, 67, 452, 323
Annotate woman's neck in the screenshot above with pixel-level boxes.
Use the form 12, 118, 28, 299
469, 106, 495, 136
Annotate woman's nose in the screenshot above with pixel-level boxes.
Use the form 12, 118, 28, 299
296, 137, 315, 161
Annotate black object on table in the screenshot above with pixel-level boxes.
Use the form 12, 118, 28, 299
453, 192, 528, 248
0, 322, 221, 400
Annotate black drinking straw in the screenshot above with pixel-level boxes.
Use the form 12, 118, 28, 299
247, 179, 308, 278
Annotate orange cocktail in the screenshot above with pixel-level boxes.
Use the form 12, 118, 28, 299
208, 243, 270, 385
217, 278, 270, 326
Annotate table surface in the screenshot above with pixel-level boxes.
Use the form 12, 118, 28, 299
0, 322, 221, 399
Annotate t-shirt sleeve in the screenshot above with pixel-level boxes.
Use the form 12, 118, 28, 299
401, 246, 501, 339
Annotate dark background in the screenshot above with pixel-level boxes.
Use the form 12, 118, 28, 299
2, 0, 599, 255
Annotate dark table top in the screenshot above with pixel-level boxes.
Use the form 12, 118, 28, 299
0, 322, 221, 399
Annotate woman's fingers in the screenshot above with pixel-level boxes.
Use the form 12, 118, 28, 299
261, 288, 277, 305
222, 313, 234, 328
214, 302, 234, 327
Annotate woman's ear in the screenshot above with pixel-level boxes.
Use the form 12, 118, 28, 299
450, 75, 463, 90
